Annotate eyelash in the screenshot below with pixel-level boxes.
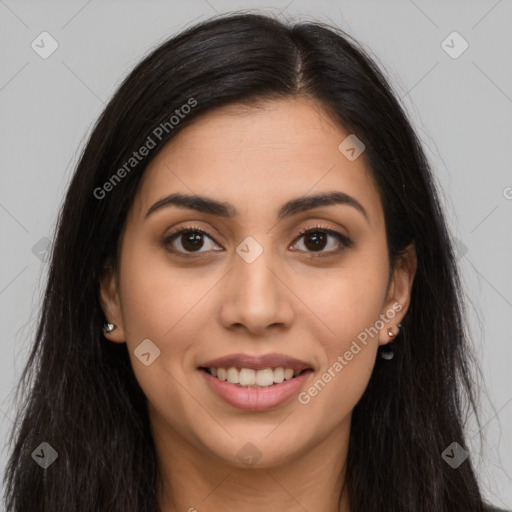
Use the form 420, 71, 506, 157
161, 223, 353, 258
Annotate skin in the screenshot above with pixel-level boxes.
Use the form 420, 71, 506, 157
100, 97, 417, 512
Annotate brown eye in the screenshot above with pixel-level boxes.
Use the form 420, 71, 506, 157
302, 231, 328, 251
178, 231, 206, 252
292, 226, 353, 257
161, 224, 352, 259
162, 226, 222, 255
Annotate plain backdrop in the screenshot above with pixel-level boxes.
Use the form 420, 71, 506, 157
1, 0, 511, 508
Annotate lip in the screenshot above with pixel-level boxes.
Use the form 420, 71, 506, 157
200, 367, 314, 411
199, 353, 314, 373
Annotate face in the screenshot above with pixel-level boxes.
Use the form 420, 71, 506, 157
100, 97, 416, 470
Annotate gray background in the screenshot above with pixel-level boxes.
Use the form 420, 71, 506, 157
1, 0, 511, 508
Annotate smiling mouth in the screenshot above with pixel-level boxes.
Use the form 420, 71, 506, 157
199, 366, 313, 388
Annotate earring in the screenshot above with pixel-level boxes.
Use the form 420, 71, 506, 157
387, 323, 402, 338
103, 322, 116, 333
381, 324, 402, 360
380, 345, 394, 360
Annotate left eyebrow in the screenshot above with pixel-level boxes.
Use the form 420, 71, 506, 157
144, 191, 369, 224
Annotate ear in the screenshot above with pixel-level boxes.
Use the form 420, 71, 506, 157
99, 264, 126, 343
378, 242, 417, 346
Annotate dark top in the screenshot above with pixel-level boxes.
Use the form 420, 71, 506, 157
485, 505, 511, 512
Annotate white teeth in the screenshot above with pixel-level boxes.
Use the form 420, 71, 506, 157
226, 367, 239, 384
206, 366, 307, 387
255, 368, 274, 386
273, 367, 284, 383
239, 368, 256, 386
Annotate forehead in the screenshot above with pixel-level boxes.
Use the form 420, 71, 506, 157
130, 97, 383, 226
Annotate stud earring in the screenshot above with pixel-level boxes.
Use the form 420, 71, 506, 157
103, 322, 116, 333
381, 324, 402, 360
387, 323, 402, 338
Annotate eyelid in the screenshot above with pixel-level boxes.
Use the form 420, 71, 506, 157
295, 222, 352, 244
161, 224, 221, 257
161, 222, 352, 256
291, 223, 353, 257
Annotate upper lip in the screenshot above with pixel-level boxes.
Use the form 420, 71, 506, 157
199, 353, 314, 372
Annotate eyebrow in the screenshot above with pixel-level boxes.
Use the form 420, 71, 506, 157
145, 191, 369, 223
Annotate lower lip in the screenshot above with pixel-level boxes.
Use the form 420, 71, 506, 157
200, 369, 313, 411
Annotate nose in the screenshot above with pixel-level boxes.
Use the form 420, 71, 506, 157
219, 243, 294, 336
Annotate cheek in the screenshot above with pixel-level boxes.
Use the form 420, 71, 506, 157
116, 242, 214, 424
116, 235, 230, 403
298, 284, 381, 424
118, 235, 211, 342
297, 249, 388, 417
316, 250, 390, 350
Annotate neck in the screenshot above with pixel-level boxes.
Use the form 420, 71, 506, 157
152, 412, 352, 512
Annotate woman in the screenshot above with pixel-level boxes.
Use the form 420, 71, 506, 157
3, 12, 505, 512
